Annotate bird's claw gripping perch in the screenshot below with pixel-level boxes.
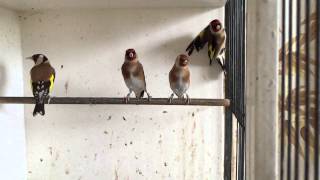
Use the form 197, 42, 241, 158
168, 93, 174, 104
146, 92, 152, 102
185, 94, 191, 104
124, 90, 132, 104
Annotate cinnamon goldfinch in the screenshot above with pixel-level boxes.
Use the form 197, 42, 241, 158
169, 54, 190, 104
121, 49, 151, 103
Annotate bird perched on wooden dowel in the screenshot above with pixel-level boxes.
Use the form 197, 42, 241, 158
121, 48, 151, 103
186, 19, 226, 74
169, 54, 190, 104
27, 54, 55, 116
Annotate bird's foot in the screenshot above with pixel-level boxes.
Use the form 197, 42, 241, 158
124, 96, 130, 104
184, 94, 191, 104
146, 92, 152, 102
168, 93, 174, 104
124, 91, 132, 104
209, 59, 213, 66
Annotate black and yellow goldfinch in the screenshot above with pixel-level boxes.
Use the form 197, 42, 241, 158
27, 54, 55, 116
186, 19, 226, 72
121, 49, 151, 103
169, 54, 190, 104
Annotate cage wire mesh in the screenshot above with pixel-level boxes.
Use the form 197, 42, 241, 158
279, 0, 320, 179
224, 0, 246, 179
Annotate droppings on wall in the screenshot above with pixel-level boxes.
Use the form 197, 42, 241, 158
20, 8, 225, 180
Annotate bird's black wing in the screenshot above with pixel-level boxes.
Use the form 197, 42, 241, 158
186, 25, 210, 56
32, 81, 51, 104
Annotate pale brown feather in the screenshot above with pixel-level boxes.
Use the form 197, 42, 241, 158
169, 65, 190, 87
122, 61, 146, 85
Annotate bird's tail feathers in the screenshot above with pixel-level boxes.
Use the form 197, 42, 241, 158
135, 90, 145, 98
140, 90, 145, 98
33, 103, 45, 116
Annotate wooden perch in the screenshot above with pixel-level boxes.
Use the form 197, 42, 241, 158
0, 97, 230, 107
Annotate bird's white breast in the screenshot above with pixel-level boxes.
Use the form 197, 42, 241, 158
171, 70, 189, 97
125, 74, 145, 94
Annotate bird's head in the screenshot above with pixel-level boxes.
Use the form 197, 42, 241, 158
26, 54, 48, 65
210, 19, 222, 33
176, 54, 190, 67
125, 48, 137, 61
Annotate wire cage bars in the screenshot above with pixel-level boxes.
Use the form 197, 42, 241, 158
224, 0, 246, 179
280, 0, 320, 179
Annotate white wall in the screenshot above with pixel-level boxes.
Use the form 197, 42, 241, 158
246, 0, 279, 179
0, 7, 26, 180
20, 8, 225, 180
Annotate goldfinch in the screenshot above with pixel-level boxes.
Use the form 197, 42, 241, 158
169, 54, 190, 104
186, 19, 226, 72
27, 54, 55, 116
121, 49, 151, 103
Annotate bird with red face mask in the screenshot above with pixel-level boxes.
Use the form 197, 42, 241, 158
121, 48, 151, 103
168, 54, 191, 104
186, 19, 226, 74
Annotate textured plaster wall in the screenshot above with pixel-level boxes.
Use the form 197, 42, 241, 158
20, 8, 225, 180
246, 0, 279, 179
0, 6, 26, 180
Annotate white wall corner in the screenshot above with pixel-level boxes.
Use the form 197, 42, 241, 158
246, 0, 279, 179
0, 6, 26, 180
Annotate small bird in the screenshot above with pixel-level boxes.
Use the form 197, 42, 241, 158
27, 54, 55, 116
121, 49, 151, 103
186, 19, 226, 72
169, 54, 190, 104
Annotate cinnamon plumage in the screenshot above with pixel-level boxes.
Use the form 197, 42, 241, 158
121, 49, 151, 103
169, 54, 190, 104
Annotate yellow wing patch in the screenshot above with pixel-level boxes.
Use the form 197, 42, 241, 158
49, 74, 55, 92
208, 44, 215, 60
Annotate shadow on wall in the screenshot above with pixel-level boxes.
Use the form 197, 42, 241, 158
0, 61, 6, 109
148, 34, 222, 81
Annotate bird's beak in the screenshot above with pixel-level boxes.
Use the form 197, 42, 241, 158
129, 53, 134, 58
25, 56, 33, 60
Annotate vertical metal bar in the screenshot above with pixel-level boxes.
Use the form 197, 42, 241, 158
241, 0, 246, 178
235, 0, 239, 121
280, 0, 286, 179
224, 2, 232, 180
294, 0, 301, 179
287, 0, 293, 178
315, 0, 320, 179
237, 0, 244, 178
305, 0, 311, 179
224, 107, 233, 180
238, 126, 241, 180
232, 0, 236, 116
